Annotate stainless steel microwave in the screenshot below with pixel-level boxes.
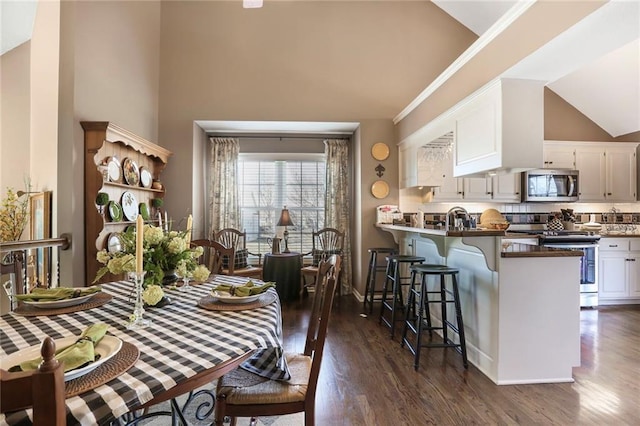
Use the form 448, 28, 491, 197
522, 169, 579, 202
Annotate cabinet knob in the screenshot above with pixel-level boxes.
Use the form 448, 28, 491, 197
607, 192, 612, 196
609, 245, 618, 247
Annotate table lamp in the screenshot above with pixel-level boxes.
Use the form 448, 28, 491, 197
277, 206, 294, 253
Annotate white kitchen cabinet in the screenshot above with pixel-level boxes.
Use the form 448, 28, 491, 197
605, 146, 637, 202
490, 173, 521, 202
574, 145, 607, 201
543, 142, 575, 169
431, 155, 520, 202
572, 142, 637, 202
399, 142, 418, 189
454, 78, 544, 177
599, 238, 640, 304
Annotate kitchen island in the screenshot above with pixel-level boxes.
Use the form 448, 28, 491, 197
377, 224, 583, 385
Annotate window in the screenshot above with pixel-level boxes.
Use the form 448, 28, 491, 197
238, 154, 326, 255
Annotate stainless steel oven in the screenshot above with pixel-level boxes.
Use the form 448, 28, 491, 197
510, 229, 600, 307
542, 241, 599, 307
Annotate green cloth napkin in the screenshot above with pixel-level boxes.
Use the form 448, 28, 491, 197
214, 281, 275, 297
14, 285, 102, 302
15, 323, 109, 373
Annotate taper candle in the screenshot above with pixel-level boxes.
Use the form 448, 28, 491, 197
136, 215, 144, 273
185, 214, 192, 247
157, 211, 162, 228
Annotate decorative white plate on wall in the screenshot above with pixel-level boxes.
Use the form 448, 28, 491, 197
121, 191, 139, 221
107, 156, 122, 183
371, 180, 390, 199
139, 167, 152, 188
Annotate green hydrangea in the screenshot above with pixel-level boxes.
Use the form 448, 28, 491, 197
142, 285, 164, 306
144, 225, 164, 245
192, 264, 210, 282
107, 254, 136, 275
167, 236, 187, 254
96, 249, 111, 265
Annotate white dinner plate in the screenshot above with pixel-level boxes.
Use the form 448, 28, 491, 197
212, 290, 262, 304
1, 335, 122, 382
121, 191, 139, 221
21, 293, 98, 309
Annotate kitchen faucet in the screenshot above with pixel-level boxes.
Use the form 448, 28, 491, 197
446, 206, 471, 231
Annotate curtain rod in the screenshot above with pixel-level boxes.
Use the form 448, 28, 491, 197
207, 133, 351, 140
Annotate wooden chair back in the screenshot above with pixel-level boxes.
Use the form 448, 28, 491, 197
311, 228, 344, 258
305, 254, 341, 356
191, 239, 233, 275
212, 229, 263, 277
0, 337, 66, 425
214, 228, 247, 252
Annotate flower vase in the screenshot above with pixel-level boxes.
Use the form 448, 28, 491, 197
162, 269, 178, 286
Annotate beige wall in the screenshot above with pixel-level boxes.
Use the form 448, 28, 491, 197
544, 88, 628, 142
57, 0, 162, 284
0, 42, 31, 198
158, 1, 475, 292
30, 0, 60, 237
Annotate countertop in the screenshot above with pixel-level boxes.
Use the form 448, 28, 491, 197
599, 233, 640, 238
376, 223, 505, 237
501, 243, 585, 258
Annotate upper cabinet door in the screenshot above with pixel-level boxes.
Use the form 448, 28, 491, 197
491, 173, 521, 202
543, 143, 575, 169
605, 146, 637, 202
575, 146, 607, 202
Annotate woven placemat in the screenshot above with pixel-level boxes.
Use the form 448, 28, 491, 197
197, 291, 277, 311
65, 340, 139, 397
13, 292, 113, 317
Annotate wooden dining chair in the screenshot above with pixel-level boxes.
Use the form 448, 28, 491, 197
300, 227, 344, 300
214, 255, 341, 426
191, 239, 232, 275
213, 229, 263, 279
0, 337, 66, 425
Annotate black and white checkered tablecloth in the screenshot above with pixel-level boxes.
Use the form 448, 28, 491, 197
0, 276, 287, 425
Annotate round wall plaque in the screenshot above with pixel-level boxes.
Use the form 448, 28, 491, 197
371, 180, 390, 199
371, 143, 390, 161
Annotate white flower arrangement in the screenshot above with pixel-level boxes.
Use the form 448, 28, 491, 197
94, 223, 210, 288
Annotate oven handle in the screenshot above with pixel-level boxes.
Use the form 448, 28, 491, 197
543, 243, 598, 249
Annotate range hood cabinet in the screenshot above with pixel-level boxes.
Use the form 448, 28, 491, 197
453, 78, 545, 178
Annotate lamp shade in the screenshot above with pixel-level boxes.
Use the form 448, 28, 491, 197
277, 207, 294, 227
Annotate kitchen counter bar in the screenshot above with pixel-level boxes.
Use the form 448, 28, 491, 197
376, 223, 581, 385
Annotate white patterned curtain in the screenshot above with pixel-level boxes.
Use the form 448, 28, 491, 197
209, 137, 240, 237
324, 139, 351, 294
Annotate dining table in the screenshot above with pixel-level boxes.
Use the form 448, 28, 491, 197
0, 275, 289, 425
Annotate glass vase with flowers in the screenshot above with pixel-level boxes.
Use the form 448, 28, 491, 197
93, 223, 210, 305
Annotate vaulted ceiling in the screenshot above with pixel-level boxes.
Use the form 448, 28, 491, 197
433, 0, 639, 137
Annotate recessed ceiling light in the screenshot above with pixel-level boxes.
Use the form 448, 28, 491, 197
243, 0, 263, 8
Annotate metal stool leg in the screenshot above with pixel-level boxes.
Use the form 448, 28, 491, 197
363, 251, 375, 312
451, 273, 468, 368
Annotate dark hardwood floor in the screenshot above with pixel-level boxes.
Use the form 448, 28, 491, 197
280, 297, 640, 425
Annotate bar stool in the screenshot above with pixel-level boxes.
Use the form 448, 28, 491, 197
363, 247, 398, 314
401, 264, 468, 370
379, 254, 425, 339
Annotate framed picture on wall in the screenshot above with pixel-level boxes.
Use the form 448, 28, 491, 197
30, 191, 52, 286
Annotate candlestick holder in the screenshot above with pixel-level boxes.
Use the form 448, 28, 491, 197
126, 271, 151, 330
